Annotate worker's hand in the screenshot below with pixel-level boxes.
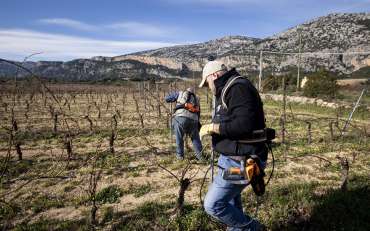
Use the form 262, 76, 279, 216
199, 123, 220, 140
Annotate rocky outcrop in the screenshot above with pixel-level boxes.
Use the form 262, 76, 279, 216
113, 55, 184, 70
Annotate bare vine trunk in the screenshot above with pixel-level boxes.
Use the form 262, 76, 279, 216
64, 134, 73, 160
84, 115, 94, 133
337, 156, 349, 192
12, 116, 22, 161
53, 113, 58, 134
176, 178, 190, 216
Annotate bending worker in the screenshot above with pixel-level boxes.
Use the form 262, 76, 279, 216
199, 60, 268, 231
165, 87, 203, 161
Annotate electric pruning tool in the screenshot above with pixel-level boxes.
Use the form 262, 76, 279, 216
222, 156, 266, 196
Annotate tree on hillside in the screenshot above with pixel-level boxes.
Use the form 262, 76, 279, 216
263, 73, 296, 92
303, 69, 338, 99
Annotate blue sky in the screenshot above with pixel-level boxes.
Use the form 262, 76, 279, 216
1, 0, 369, 61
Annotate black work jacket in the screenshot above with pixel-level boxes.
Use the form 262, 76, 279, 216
212, 68, 268, 160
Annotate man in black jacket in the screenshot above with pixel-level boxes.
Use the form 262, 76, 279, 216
199, 60, 267, 231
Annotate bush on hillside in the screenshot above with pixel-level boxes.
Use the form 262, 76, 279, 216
303, 69, 338, 99
263, 73, 296, 92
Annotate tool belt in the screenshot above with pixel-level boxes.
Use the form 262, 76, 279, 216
228, 155, 245, 162
226, 128, 275, 161
213, 128, 275, 158
220, 155, 266, 195
238, 128, 275, 144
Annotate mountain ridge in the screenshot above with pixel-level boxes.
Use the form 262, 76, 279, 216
1, 12, 369, 81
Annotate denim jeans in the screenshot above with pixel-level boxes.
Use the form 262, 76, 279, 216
204, 155, 262, 231
172, 116, 202, 159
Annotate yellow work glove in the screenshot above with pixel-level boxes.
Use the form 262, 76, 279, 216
199, 123, 220, 140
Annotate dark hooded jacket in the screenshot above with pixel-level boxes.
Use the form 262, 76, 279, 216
212, 68, 268, 160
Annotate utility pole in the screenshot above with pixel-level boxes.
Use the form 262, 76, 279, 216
297, 28, 302, 91
258, 50, 263, 92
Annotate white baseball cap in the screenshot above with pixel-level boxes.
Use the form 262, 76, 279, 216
199, 60, 227, 88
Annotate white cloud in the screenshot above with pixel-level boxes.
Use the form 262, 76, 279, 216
38, 18, 98, 31
107, 21, 172, 37
0, 29, 178, 61
37, 18, 180, 38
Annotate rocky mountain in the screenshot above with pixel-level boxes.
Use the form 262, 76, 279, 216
118, 13, 370, 75
0, 58, 183, 82
1, 12, 369, 81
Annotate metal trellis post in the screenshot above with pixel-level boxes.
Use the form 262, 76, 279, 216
258, 50, 263, 92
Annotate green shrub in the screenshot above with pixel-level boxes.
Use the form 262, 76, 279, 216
13, 219, 87, 231
303, 69, 338, 99
263, 73, 296, 92
135, 201, 167, 220
131, 183, 152, 198
95, 151, 130, 169
0, 202, 20, 222
30, 194, 65, 213
113, 201, 171, 231
95, 185, 123, 204
172, 205, 223, 231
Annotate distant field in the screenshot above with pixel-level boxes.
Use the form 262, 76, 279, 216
337, 78, 368, 88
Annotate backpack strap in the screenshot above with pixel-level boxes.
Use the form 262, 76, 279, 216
187, 92, 196, 103
221, 76, 247, 110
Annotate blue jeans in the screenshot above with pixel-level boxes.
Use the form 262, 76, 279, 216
204, 155, 262, 231
172, 116, 202, 159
